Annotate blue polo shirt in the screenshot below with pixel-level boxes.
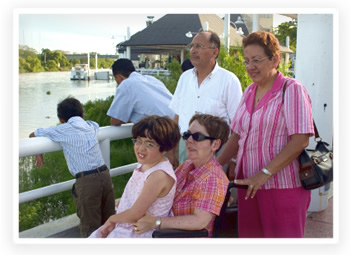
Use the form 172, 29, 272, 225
107, 72, 175, 123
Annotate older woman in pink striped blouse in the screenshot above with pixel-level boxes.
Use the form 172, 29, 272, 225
217, 31, 314, 238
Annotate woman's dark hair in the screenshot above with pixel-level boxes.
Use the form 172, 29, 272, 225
132, 115, 181, 153
112, 58, 136, 77
189, 114, 229, 152
57, 96, 83, 122
242, 31, 281, 67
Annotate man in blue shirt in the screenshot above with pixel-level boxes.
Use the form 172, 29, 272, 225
29, 97, 116, 237
107, 59, 175, 126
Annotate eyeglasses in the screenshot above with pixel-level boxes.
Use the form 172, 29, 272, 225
187, 43, 215, 51
243, 57, 270, 67
182, 131, 216, 141
131, 138, 159, 150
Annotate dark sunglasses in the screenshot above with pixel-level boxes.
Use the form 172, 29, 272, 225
182, 131, 216, 141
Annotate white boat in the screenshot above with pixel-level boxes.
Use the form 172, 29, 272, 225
70, 64, 89, 80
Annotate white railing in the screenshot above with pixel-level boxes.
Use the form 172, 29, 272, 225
19, 124, 136, 204
136, 68, 170, 77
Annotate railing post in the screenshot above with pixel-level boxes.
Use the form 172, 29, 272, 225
99, 138, 111, 169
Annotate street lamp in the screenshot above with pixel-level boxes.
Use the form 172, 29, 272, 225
185, 31, 198, 38
230, 21, 244, 35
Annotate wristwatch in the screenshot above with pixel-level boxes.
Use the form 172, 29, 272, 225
155, 218, 161, 230
261, 168, 273, 177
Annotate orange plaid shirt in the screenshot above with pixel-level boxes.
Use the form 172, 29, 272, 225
173, 157, 229, 237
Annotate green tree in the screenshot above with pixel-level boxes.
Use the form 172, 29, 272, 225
19, 57, 31, 73
47, 60, 59, 71
47, 51, 70, 69
40, 48, 51, 67
24, 56, 45, 72
19, 45, 37, 58
218, 47, 252, 91
155, 59, 181, 94
273, 19, 297, 52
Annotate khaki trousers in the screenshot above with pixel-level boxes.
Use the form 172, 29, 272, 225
72, 169, 116, 237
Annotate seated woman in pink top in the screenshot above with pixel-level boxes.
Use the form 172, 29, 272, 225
134, 114, 230, 237
89, 115, 180, 238
217, 31, 314, 238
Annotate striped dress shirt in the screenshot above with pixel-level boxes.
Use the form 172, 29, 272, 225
231, 72, 314, 189
34, 116, 105, 176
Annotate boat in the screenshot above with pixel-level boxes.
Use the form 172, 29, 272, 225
70, 64, 89, 80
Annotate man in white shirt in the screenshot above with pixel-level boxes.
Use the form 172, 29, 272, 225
107, 59, 175, 126
168, 31, 242, 168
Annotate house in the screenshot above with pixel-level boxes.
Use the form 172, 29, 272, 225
228, 13, 294, 64
117, 14, 244, 68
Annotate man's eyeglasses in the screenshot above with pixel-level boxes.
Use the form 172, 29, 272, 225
182, 131, 216, 141
187, 43, 215, 51
243, 57, 270, 67
131, 138, 159, 149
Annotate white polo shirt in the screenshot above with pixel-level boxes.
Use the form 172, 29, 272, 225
169, 62, 242, 133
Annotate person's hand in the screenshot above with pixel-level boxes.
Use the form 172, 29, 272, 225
133, 211, 156, 234
34, 154, 44, 168
99, 219, 116, 238
234, 171, 271, 199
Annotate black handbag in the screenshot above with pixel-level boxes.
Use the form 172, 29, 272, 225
298, 121, 333, 190
282, 80, 333, 190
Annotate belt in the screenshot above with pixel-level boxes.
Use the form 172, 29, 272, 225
75, 165, 108, 179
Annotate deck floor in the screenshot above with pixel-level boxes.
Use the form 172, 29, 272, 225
49, 197, 333, 239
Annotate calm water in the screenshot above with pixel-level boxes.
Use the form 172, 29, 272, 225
19, 71, 117, 139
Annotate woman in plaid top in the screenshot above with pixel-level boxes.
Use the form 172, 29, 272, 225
134, 114, 229, 237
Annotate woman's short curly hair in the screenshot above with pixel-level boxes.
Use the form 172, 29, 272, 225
189, 114, 229, 152
243, 31, 281, 67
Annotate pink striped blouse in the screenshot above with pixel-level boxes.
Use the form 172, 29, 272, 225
231, 72, 314, 189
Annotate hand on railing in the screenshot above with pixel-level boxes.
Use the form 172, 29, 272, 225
34, 154, 44, 168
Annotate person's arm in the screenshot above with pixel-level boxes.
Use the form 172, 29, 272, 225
134, 208, 214, 234
29, 132, 44, 168
110, 117, 126, 126
234, 133, 309, 199
217, 132, 239, 167
99, 170, 174, 237
167, 114, 179, 168
107, 83, 133, 127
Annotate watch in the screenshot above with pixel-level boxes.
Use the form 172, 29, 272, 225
261, 168, 273, 177
155, 218, 161, 230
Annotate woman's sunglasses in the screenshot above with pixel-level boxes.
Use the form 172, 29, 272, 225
182, 131, 216, 141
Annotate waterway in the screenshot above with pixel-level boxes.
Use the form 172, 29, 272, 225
19, 71, 117, 139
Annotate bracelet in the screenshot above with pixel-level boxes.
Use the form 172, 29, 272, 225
261, 168, 273, 177
231, 158, 236, 163
155, 218, 161, 230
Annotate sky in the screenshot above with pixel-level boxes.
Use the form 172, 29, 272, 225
18, 13, 165, 55
17, 12, 291, 55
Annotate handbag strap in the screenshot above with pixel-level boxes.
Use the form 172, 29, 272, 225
281, 79, 321, 141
